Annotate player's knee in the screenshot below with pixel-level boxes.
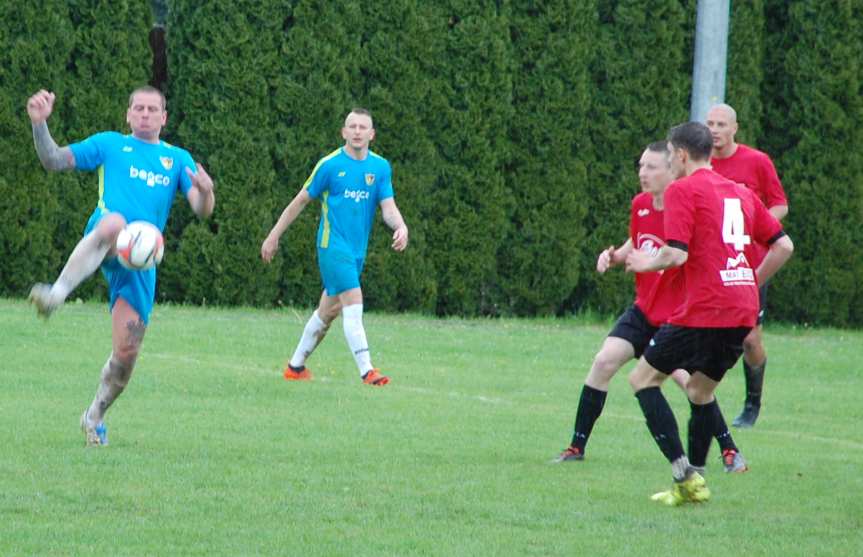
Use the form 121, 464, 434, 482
113, 345, 140, 371
98, 213, 127, 242
591, 351, 622, 382
742, 332, 762, 354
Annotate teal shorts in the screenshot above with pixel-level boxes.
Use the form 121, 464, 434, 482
85, 211, 156, 325
317, 247, 364, 296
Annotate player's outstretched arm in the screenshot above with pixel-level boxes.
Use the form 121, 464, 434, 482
261, 188, 312, 263
380, 198, 408, 252
626, 244, 687, 273
597, 239, 633, 273
185, 163, 215, 218
27, 90, 75, 171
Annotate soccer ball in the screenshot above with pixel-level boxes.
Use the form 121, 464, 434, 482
116, 221, 164, 271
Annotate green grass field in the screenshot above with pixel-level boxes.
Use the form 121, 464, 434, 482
2, 297, 861, 556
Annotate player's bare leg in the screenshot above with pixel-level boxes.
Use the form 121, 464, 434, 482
81, 297, 144, 446
735, 325, 766, 427
30, 213, 125, 318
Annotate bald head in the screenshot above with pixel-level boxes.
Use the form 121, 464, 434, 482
705, 103, 739, 157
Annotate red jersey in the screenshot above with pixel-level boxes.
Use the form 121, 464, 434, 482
711, 144, 787, 266
663, 168, 783, 328
629, 192, 683, 326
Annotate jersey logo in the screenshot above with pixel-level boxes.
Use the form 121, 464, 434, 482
725, 252, 750, 269
719, 252, 755, 285
637, 208, 650, 217
338, 171, 346, 177
122, 146, 133, 153
160, 157, 174, 170
637, 233, 664, 257
365, 173, 375, 186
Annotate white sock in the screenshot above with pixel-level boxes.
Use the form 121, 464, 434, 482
289, 311, 329, 368
342, 304, 372, 375
671, 456, 691, 482
50, 231, 111, 303
86, 354, 132, 425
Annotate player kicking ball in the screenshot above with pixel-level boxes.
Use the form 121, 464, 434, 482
26, 87, 215, 446
261, 108, 408, 386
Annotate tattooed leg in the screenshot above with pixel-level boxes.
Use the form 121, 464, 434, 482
84, 299, 146, 425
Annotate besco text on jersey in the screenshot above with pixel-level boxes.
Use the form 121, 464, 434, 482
344, 189, 370, 203
129, 166, 171, 187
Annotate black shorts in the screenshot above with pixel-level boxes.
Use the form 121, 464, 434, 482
756, 283, 768, 325
608, 305, 658, 358
643, 324, 751, 382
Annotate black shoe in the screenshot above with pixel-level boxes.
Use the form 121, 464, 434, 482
732, 401, 760, 428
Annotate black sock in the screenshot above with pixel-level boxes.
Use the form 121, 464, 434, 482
712, 397, 737, 452
688, 400, 719, 468
743, 358, 766, 406
635, 387, 685, 463
570, 385, 607, 450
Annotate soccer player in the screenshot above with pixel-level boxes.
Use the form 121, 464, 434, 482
555, 142, 747, 473
706, 103, 789, 428
261, 108, 408, 386
625, 122, 793, 506
26, 87, 215, 447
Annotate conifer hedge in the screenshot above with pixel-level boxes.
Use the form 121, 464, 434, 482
2, 1, 862, 326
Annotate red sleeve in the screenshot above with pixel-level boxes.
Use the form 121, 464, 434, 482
750, 192, 783, 245
629, 196, 638, 244
663, 182, 694, 247
758, 154, 787, 208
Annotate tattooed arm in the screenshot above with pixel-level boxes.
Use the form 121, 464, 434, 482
27, 90, 75, 171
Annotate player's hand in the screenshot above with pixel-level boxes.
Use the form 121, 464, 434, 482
186, 163, 214, 195
392, 225, 408, 251
596, 246, 615, 273
27, 90, 56, 124
261, 234, 279, 263
625, 250, 651, 273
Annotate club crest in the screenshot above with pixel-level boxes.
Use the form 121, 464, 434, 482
365, 173, 375, 186
160, 157, 174, 170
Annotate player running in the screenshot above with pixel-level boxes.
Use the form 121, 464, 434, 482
626, 122, 793, 505
554, 142, 747, 473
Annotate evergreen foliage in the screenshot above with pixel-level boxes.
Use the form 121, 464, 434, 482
2, 2, 861, 326
0, 1, 151, 301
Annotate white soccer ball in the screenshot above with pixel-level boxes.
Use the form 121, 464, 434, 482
116, 220, 164, 271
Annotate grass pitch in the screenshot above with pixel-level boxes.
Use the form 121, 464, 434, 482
1, 298, 861, 556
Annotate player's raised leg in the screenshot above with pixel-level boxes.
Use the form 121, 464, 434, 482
30, 213, 125, 318
81, 297, 144, 446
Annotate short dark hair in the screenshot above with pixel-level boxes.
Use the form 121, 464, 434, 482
646, 140, 669, 154
128, 85, 166, 110
668, 122, 712, 161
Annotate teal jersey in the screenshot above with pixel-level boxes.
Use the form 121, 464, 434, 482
69, 131, 195, 231
305, 147, 394, 258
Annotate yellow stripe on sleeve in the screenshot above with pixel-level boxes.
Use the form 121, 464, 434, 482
320, 191, 330, 248
302, 148, 342, 190
96, 165, 108, 213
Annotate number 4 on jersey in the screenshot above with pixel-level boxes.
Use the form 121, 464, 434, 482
722, 198, 751, 251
